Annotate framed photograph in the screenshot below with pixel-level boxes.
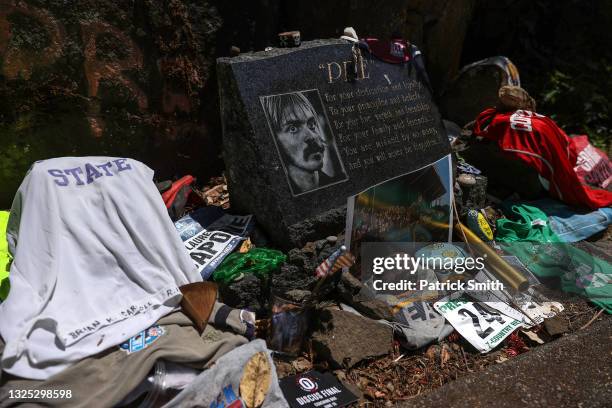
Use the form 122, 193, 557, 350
345, 154, 454, 278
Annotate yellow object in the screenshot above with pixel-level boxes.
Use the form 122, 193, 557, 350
0, 210, 10, 300
456, 222, 529, 292
240, 352, 272, 408
477, 212, 494, 240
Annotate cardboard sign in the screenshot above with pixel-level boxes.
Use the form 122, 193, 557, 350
434, 296, 522, 353
175, 207, 253, 279
472, 267, 563, 328
183, 229, 243, 280
280, 371, 357, 408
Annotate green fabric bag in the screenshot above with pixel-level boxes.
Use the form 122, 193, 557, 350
496, 203, 611, 313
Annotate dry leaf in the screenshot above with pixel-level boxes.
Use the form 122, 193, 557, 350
240, 352, 272, 408
440, 345, 451, 367
239, 238, 253, 253
291, 357, 312, 372
495, 355, 509, 364
521, 330, 545, 344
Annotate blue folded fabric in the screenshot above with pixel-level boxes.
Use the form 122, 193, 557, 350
529, 198, 612, 242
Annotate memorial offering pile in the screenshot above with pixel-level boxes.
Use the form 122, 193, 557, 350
0, 33, 610, 408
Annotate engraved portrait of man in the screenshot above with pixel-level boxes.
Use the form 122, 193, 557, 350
261, 90, 347, 195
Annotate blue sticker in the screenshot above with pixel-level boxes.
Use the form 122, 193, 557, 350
120, 325, 165, 354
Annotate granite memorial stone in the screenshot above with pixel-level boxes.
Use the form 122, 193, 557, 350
217, 39, 450, 247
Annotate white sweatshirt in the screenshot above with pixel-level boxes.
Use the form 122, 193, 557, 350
0, 157, 202, 379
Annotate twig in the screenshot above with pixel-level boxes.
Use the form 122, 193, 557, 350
393, 354, 405, 363
460, 346, 471, 372
579, 309, 604, 330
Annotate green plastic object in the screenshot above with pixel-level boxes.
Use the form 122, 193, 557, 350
212, 248, 286, 284
0, 211, 10, 300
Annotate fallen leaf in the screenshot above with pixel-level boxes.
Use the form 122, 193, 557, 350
291, 357, 312, 372
239, 238, 253, 253
240, 352, 272, 408
495, 355, 509, 363
521, 330, 545, 344
425, 345, 440, 360
440, 345, 451, 367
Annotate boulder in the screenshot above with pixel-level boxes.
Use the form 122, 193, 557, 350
312, 308, 393, 368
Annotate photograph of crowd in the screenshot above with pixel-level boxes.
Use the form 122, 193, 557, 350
346, 155, 453, 278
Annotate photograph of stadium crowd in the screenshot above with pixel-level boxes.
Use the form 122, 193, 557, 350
346, 155, 453, 278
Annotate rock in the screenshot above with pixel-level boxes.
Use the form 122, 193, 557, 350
325, 235, 338, 244
457, 174, 488, 214
544, 315, 570, 336
497, 85, 536, 112
284, 289, 312, 304
271, 238, 347, 296
218, 273, 269, 315
457, 173, 476, 186
272, 264, 317, 297
217, 39, 450, 248
286, 208, 348, 249
336, 271, 394, 321
425, 344, 442, 360
312, 308, 393, 368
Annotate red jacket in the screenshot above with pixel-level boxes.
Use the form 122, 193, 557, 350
473, 108, 612, 209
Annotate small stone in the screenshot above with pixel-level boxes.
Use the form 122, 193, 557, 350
325, 235, 338, 244
284, 289, 312, 304
425, 344, 441, 360
544, 315, 570, 336
458, 173, 476, 186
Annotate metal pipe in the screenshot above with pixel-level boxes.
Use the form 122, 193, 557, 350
455, 222, 529, 292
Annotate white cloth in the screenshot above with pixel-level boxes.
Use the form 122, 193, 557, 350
0, 157, 201, 379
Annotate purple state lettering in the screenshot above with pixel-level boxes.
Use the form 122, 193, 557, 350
113, 158, 132, 172
64, 167, 85, 185
84, 163, 103, 184
48, 159, 134, 186
47, 169, 69, 186
96, 162, 114, 176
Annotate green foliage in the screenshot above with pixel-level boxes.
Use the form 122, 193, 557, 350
539, 63, 611, 152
